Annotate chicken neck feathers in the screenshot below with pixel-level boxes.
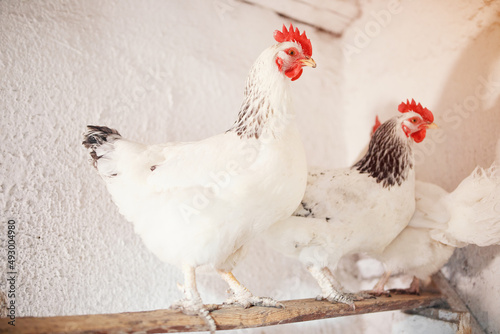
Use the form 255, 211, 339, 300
353, 117, 413, 188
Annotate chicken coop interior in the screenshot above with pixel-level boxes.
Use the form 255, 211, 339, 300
1, 0, 500, 333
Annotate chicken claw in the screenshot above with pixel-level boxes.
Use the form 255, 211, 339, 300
223, 289, 284, 309
218, 270, 284, 309
315, 291, 355, 309
308, 265, 355, 310
170, 296, 217, 333
169, 266, 217, 333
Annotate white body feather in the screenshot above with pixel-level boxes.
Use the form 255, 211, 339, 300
375, 180, 456, 280
376, 143, 500, 280
430, 165, 500, 247
375, 225, 455, 280
104, 128, 306, 269
266, 166, 415, 268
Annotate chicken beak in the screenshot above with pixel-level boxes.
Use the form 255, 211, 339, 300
300, 57, 317, 68
426, 122, 439, 129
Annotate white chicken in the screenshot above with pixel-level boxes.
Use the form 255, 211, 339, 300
265, 100, 436, 306
372, 139, 500, 294
82, 24, 316, 332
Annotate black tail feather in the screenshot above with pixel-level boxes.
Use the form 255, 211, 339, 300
82, 125, 121, 169
82, 125, 121, 148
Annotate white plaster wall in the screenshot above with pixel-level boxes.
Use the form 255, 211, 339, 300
1, 0, 499, 333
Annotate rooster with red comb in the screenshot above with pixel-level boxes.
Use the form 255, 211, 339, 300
265, 100, 436, 307
82, 24, 315, 332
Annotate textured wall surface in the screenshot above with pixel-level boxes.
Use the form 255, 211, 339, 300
1, 0, 499, 333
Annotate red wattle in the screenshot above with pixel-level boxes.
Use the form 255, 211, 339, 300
285, 65, 303, 81
411, 129, 426, 143
291, 68, 303, 81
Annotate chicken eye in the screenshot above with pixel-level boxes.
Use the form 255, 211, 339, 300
288, 49, 296, 56
411, 118, 418, 123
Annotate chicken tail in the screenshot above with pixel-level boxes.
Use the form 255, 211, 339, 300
82, 125, 121, 175
430, 162, 500, 247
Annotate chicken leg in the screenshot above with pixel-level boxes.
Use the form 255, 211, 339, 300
307, 265, 355, 309
369, 272, 421, 295
366, 270, 392, 296
170, 265, 216, 333
218, 270, 284, 309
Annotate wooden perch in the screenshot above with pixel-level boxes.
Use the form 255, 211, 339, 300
405, 272, 485, 334
2, 292, 443, 334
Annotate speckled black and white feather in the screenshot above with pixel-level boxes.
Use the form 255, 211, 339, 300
82, 125, 121, 176
227, 43, 297, 140
353, 118, 413, 188
292, 113, 418, 224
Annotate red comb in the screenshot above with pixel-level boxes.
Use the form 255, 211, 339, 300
274, 24, 312, 57
371, 115, 381, 135
398, 99, 434, 123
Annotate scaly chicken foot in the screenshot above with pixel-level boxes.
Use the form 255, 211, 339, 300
315, 290, 358, 306
170, 265, 217, 334
218, 270, 284, 309
307, 265, 355, 309
346, 291, 378, 301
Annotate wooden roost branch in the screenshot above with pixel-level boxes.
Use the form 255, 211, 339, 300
1, 292, 444, 334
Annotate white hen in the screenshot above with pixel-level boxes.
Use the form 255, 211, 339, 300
372, 139, 500, 294
265, 100, 436, 306
83, 24, 316, 331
